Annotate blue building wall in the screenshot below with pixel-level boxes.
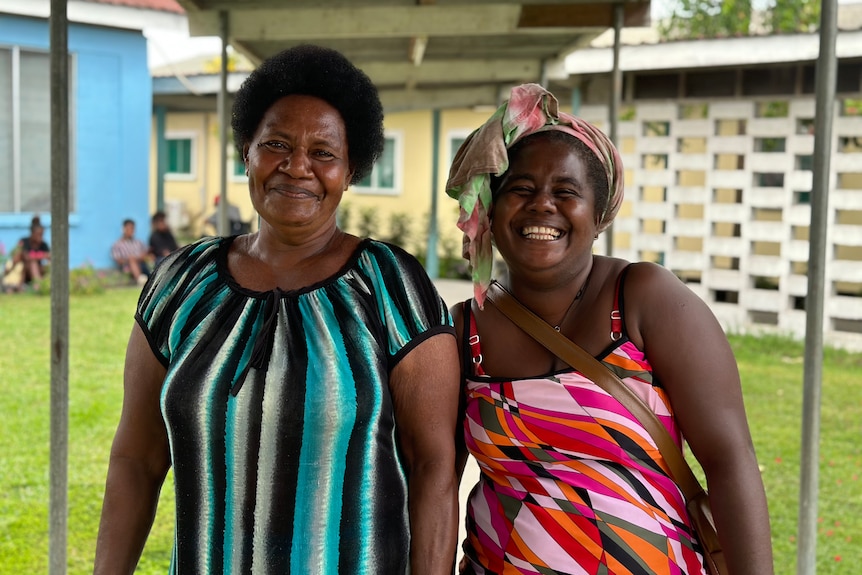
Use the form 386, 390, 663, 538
0, 14, 152, 270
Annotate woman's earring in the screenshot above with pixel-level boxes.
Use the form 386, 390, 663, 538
594, 233, 599, 240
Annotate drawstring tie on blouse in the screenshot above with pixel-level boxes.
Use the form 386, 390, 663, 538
232, 288, 281, 395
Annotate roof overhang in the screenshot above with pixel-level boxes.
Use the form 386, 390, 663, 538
0, 0, 186, 32
170, 0, 651, 112
563, 28, 862, 76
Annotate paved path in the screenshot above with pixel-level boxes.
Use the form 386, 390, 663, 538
431, 278, 480, 561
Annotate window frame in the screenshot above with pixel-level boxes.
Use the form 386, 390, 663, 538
351, 131, 403, 196
0, 45, 77, 214
448, 129, 473, 167
230, 145, 248, 182
164, 131, 197, 181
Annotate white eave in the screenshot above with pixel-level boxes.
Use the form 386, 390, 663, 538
560, 29, 862, 77
0, 0, 185, 33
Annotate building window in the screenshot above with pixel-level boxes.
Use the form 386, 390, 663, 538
353, 132, 402, 195
166, 136, 194, 177
713, 290, 740, 304
633, 72, 679, 100
643, 120, 670, 137
754, 172, 785, 187
684, 71, 736, 98
0, 47, 75, 213
449, 133, 469, 164
796, 155, 813, 171
797, 118, 815, 135
743, 68, 795, 96
754, 100, 789, 118
754, 137, 786, 152
231, 148, 247, 180
805, 62, 862, 95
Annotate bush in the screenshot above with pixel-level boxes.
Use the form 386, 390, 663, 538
386, 212, 412, 248
27, 263, 129, 296
357, 207, 379, 238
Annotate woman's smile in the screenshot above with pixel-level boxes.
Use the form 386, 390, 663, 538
520, 225, 562, 240
267, 182, 321, 200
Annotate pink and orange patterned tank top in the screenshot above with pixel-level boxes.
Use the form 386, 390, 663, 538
460, 268, 709, 575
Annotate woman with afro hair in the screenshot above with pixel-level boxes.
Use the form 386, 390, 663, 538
94, 45, 460, 575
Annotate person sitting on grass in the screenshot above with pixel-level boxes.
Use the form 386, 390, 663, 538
148, 210, 179, 266
2, 216, 50, 293
110, 219, 152, 286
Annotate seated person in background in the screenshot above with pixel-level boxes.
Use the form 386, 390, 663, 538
111, 219, 152, 286
2, 216, 50, 292
148, 210, 179, 266
205, 196, 247, 235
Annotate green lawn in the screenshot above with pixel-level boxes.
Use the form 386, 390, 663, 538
0, 288, 859, 574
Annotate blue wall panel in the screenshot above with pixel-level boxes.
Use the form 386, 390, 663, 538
0, 14, 152, 271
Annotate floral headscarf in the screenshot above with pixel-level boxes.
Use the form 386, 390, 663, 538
445, 83, 624, 308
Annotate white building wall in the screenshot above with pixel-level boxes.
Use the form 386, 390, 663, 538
581, 97, 862, 350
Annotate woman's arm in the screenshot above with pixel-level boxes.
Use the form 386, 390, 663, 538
449, 302, 470, 482
93, 323, 171, 575
390, 332, 462, 575
630, 263, 774, 575
11, 240, 24, 264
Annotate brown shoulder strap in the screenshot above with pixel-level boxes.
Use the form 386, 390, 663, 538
485, 281, 705, 503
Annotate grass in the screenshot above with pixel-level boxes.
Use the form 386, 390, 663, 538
0, 288, 174, 575
0, 288, 860, 574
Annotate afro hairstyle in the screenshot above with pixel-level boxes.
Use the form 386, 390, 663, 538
231, 44, 385, 185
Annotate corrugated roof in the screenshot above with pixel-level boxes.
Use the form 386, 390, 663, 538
85, 0, 184, 14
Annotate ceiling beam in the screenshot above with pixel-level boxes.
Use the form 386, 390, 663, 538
188, 5, 525, 39
408, 36, 428, 66
519, 2, 651, 27
378, 85, 505, 112
357, 58, 541, 85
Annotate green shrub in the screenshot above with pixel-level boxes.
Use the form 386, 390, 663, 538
386, 212, 412, 249
357, 207, 379, 238
27, 263, 129, 296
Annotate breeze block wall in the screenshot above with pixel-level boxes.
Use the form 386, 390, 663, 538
580, 97, 862, 350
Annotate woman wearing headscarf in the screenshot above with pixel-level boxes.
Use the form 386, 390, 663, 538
447, 84, 773, 574
94, 45, 460, 575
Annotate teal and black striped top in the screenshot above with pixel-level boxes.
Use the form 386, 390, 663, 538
136, 235, 454, 574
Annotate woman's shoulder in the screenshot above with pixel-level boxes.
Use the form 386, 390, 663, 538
362, 238, 416, 258
617, 259, 688, 293
593, 257, 674, 289
354, 239, 444, 303
174, 235, 221, 260
139, 237, 224, 310
152, 236, 222, 278
449, 298, 469, 324
358, 239, 427, 274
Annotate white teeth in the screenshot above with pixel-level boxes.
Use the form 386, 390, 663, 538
521, 226, 560, 240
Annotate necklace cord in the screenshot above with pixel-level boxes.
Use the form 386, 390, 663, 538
553, 263, 594, 331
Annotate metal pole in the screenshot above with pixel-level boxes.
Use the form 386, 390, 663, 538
797, 0, 837, 573
605, 2, 623, 256
49, 0, 70, 573
217, 11, 229, 235
426, 109, 441, 278
155, 105, 167, 212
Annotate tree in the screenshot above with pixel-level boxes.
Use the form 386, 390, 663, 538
769, 0, 820, 34
659, 0, 752, 39
658, 0, 821, 41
